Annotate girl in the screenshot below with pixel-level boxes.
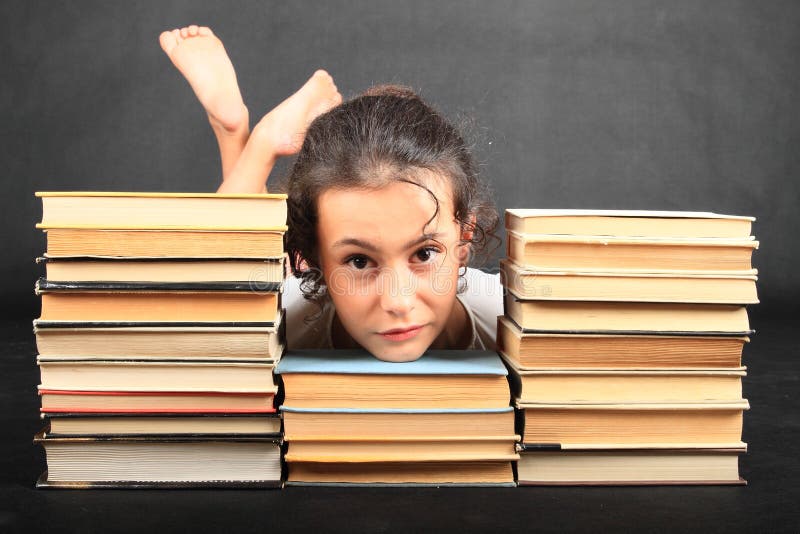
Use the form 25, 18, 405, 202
160, 25, 502, 362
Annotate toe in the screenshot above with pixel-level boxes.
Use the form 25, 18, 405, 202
180, 27, 189, 38
159, 30, 178, 53
188, 25, 199, 36
198, 26, 213, 36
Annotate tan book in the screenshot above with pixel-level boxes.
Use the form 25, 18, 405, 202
46, 414, 281, 436
505, 231, 757, 272
505, 209, 754, 239
36, 192, 287, 230
503, 363, 746, 404
287, 461, 515, 485
34, 319, 284, 361
39, 257, 284, 284
497, 316, 747, 369
284, 439, 520, 463
38, 360, 277, 392
517, 449, 746, 486
37, 290, 279, 324
500, 259, 758, 304
43, 228, 285, 258
282, 408, 515, 440
504, 292, 751, 334
39, 389, 277, 414
519, 402, 748, 446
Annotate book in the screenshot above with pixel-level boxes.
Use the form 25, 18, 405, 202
500, 258, 759, 304
34, 318, 284, 361
276, 349, 510, 409
36, 192, 288, 230
37, 288, 279, 324
39, 257, 284, 284
504, 364, 746, 404
39, 390, 277, 414
43, 228, 285, 258
45, 413, 282, 436
34, 432, 282, 486
505, 231, 757, 272
37, 360, 277, 391
281, 407, 515, 440
504, 292, 752, 335
284, 439, 519, 463
505, 209, 754, 239
286, 461, 515, 485
516, 448, 746, 485
518, 402, 748, 446
497, 316, 747, 369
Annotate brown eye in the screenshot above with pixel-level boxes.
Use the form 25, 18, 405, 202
413, 247, 439, 263
347, 255, 371, 269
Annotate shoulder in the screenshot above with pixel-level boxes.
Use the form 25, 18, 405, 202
458, 267, 503, 350
282, 275, 334, 349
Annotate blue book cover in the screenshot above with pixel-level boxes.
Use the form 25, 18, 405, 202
275, 349, 508, 376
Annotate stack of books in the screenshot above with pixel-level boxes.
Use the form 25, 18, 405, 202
498, 209, 758, 485
33, 192, 287, 488
276, 349, 519, 486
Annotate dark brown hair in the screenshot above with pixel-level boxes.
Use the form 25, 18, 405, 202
285, 84, 499, 299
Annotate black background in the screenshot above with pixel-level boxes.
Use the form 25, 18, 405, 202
2, 1, 799, 532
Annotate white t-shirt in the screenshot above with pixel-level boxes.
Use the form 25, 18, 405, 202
283, 267, 503, 351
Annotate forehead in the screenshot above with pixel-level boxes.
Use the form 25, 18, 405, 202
316, 176, 457, 245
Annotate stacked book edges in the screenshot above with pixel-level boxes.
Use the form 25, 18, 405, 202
34, 192, 288, 488
276, 350, 519, 486
501, 209, 756, 485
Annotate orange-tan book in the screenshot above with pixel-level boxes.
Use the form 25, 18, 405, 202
39, 390, 277, 414
287, 461, 515, 486
504, 292, 752, 335
284, 439, 519, 463
43, 228, 285, 258
500, 258, 758, 304
505, 209, 754, 239
45, 413, 282, 436
505, 231, 757, 272
36, 192, 287, 231
497, 316, 747, 369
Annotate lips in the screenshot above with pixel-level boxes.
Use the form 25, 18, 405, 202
379, 325, 424, 341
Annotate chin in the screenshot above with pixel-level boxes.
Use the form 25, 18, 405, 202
363, 343, 427, 363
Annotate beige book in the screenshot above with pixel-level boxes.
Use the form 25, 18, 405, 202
505, 231, 757, 272
39, 390, 277, 413
504, 292, 751, 334
288, 461, 515, 484
500, 258, 758, 304
497, 316, 747, 369
505, 209, 754, 239
284, 439, 520, 463
43, 228, 285, 258
36, 192, 287, 230
46, 415, 281, 436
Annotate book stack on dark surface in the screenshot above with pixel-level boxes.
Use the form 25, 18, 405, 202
276, 349, 519, 486
499, 209, 758, 485
33, 192, 287, 488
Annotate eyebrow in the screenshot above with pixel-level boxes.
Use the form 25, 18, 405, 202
332, 233, 444, 252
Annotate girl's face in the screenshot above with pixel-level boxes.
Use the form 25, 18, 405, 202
316, 174, 470, 362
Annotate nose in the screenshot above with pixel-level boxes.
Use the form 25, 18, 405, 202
378, 264, 416, 316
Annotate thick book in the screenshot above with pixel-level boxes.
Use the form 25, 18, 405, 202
284, 438, 520, 463
36, 192, 288, 230
497, 316, 747, 369
516, 448, 746, 486
34, 315, 284, 361
505, 231, 757, 272
286, 460, 515, 485
518, 402, 748, 446
500, 258, 759, 304
276, 349, 510, 409
503, 362, 746, 404
36, 287, 279, 324
44, 413, 282, 437
281, 407, 515, 440
34, 432, 282, 487
38, 257, 284, 284
39, 389, 277, 414
37, 360, 277, 392
505, 209, 754, 239
504, 292, 752, 335
43, 228, 285, 258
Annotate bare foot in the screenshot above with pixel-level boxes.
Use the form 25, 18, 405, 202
159, 25, 247, 133
252, 70, 342, 156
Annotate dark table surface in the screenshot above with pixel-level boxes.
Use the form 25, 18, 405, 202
1, 315, 798, 533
